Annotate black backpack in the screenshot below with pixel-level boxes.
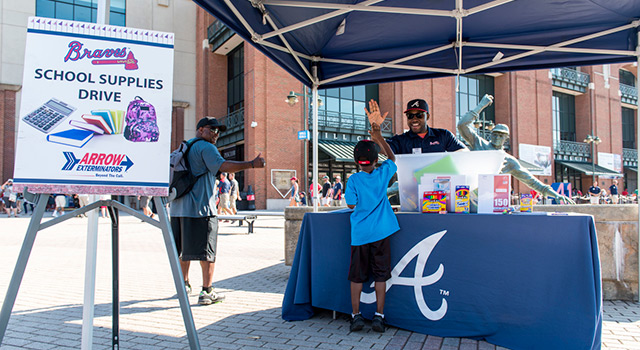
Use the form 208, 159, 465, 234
169, 138, 205, 200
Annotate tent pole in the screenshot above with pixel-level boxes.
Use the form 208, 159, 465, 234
312, 65, 319, 213
636, 30, 640, 302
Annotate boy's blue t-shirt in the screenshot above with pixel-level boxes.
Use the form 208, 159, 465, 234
345, 159, 400, 246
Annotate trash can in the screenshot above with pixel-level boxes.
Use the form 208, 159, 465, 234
236, 191, 248, 210
246, 185, 256, 210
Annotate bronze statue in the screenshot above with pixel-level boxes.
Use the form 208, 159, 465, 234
457, 94, 574, 204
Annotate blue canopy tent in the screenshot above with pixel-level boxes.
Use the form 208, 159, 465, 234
194, 0, 640, 213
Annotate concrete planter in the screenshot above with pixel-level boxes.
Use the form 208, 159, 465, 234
534, 204, 638, 301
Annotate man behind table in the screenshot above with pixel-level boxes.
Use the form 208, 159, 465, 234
383, 99, 468, 155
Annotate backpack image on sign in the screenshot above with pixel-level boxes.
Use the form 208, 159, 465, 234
124, 96, 159, 142
168, 138, 205, 201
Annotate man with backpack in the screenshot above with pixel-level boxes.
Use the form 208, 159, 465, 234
170, 116, 265, 305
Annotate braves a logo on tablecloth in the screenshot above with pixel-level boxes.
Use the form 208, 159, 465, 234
361, 230, 448, 321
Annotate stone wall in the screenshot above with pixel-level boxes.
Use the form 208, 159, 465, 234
534, 204, 638, 301
284, 206, 343, 266
285, 204, 639, 301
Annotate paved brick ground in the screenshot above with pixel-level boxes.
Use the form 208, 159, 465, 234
0, 211, 638, 349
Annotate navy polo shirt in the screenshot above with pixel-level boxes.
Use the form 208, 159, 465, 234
386, 127, 466, 155
589, 186, 601, 195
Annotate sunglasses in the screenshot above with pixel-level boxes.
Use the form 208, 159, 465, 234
204, 126, 220, 134
406, 112, 425, 120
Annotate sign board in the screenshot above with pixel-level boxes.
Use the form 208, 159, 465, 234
13, 17, 174, 196
298, 130, 309, 140
271, 169, 296, 198
598, 152, 623, 173
518, 143, 552, 176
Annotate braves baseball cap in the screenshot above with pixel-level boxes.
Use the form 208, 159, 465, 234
404, 99, 429, 113
197, 116, 227, 132
353, 140, 379, 166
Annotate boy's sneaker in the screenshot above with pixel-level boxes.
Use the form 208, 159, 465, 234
349, 314, 365, 332
185, 281, 192, 295
198, 290, 225, 305
371, 315, 385, 333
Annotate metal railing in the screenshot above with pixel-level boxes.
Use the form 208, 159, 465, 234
550, 68, 590, 93
554, 139, 590, 155
623, 147, 638, 161
550, 68, 590, 85
309, 110, 393, 137
620, 83, 638, 105
207, 20, 235, 52
216, 108, 245, 147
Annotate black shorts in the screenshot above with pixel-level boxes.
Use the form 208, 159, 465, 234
170, 216, 218, 262
348, 236, 392, 283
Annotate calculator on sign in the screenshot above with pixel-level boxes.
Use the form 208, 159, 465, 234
22, 98, 76, 133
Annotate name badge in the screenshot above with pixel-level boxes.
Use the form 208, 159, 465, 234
412, 148, 422, 154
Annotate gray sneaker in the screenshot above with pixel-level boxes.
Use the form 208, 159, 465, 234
349, 314, 365, 332
198, 290, 225, 305
371, 315, 385, 333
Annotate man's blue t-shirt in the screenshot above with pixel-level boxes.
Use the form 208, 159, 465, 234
219, 179, 231, 194
589, 186, 601, 195
333, 182, 343, 199
609, 184, 618, 195
386, 127, 465, 155
345, 160, 400, 246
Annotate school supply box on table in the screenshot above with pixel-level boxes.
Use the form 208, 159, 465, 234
396, 150, 505, 213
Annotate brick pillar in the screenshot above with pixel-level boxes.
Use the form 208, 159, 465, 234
0, 87, 17, 182
172, 101, 188, 150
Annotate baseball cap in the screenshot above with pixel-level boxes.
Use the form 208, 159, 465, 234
291, 177, 298, 181
196, 116, 227, 132
353, 140, 379, 166
322, 175, 329, 179
404, 99, 429, 113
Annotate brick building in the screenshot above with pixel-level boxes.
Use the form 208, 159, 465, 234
0, 1, 637, 210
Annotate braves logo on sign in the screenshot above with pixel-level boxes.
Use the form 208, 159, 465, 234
64, 40, 139, 70
361, 230, 448, 321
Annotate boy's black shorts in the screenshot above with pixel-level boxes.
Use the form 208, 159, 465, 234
170, 216, 218, 262
348, 236, 391, 283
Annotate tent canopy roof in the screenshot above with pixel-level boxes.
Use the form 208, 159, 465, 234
195, 0, 640, 88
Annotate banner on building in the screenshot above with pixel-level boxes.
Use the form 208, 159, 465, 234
13, 17, 174, 196
598, 152, 623, 176
518, 143, 552, 176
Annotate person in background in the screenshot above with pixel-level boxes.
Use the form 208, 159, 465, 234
289, 177, 300, 207
100, 194, 110, 218
345, 106, 399, 333
229, 173, 240, 215
299, 191, 307, 206
217, 173, 233, 219
332, 175, 343, 206
588, 181, 601, 204
139, 195, 155, 219
2, 179, 17, 217
309, 180, 321, 205
321, 175, 332, 207
53, 194, 67, 218
609, 179, 619, 204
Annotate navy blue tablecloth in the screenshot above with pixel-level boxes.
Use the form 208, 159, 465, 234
282, 212, 602, 350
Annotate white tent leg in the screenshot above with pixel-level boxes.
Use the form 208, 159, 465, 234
312, 65, 319, 213
636, 31, 640, 302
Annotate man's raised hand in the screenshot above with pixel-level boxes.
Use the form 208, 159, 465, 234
365, 99, 388, 126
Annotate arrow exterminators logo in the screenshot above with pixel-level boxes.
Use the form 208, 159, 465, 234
62, 152, 134, 175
